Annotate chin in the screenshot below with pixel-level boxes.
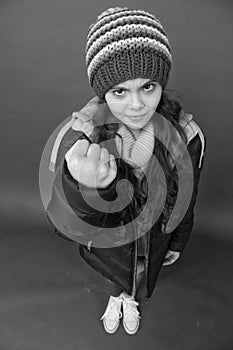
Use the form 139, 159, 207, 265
127, 120, 149, 129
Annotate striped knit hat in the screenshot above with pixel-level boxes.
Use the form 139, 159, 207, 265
86, 7, 172, 100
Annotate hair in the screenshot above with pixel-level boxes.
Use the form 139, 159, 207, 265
90, 89, 188, 227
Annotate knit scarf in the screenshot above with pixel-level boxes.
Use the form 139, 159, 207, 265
115, 120, 155, 177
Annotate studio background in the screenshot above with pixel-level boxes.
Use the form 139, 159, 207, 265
0, 1, 232, 350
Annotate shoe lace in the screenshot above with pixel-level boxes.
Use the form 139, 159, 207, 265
123, 298, 141, 320
100, 297, 122, 321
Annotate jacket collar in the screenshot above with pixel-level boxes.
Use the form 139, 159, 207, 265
49, 99, 205, 172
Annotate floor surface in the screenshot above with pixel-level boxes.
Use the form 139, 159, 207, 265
0, 201, 232, 350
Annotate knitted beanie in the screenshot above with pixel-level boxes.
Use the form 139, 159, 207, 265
86, 7, 172, 100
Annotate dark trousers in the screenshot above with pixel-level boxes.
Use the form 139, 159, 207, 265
104, 256, 145, 297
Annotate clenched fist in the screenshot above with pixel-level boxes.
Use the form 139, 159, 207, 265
65, 139, 117, 189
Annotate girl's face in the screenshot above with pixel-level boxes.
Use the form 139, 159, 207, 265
105, 78, 162, 135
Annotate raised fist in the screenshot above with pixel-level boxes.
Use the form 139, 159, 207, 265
65, 139, 117, 189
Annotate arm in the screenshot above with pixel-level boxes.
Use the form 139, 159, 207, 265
168, 133, 206, 252
46, 127, 118, 237
62, 157, 118, 228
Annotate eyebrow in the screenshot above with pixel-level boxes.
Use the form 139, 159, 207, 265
111, 79, 157, 90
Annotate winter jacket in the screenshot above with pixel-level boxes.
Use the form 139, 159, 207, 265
46, 97, 206, 300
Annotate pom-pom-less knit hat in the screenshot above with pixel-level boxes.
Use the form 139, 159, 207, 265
86, 7, 172, 100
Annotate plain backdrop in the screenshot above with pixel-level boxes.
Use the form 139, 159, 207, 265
0, 0, 233, 231
0, 1, 233, 350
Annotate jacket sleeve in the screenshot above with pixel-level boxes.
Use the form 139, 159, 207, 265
46, 125, 118, 239
168, 133, 206, 252
62, 158, 118, 228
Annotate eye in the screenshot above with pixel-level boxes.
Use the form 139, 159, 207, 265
112, 89, 126, 97
142, 83, 156, 92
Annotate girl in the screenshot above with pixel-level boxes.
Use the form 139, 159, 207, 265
45, 7, 206, 335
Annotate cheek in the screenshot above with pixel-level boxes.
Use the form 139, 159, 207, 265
147, 92, 162, 110
107, 101, 126, 116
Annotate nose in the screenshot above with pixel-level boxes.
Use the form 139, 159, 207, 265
128, 93, 144, 110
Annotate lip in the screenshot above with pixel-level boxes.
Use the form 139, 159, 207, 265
126, 113, 147, 118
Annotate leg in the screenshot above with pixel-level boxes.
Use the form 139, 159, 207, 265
124, 256, 145, 298
136, 256, 145, 292
101, 277, 123, 334
104, 277, 122, 297
103, 256, 145, 298
121, 257, 145, 335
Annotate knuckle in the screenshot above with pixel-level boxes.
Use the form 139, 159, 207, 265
77, 139, 89, 146
87, 143, 99, 153
102, 147, 109, 154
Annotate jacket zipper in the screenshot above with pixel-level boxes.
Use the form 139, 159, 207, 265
131, 213, 138, 298
144, 230, 150, 303
127, 193, 138, 298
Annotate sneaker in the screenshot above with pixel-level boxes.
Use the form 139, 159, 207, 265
122, 293, 141, 335
100, 295, 123, 334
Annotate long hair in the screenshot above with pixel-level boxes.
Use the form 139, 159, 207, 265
90, 89, 188, 226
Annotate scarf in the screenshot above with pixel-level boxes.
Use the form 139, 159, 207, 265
115, 120, 155, 177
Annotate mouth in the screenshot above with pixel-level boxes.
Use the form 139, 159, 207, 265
126, 113, 147, 119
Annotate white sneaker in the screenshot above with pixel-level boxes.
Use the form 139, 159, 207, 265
100, 295, 123, 334
122, 293, 141, 335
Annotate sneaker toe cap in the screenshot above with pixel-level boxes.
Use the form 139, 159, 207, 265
123, 320, 140, 334
103, 319, 120, 333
